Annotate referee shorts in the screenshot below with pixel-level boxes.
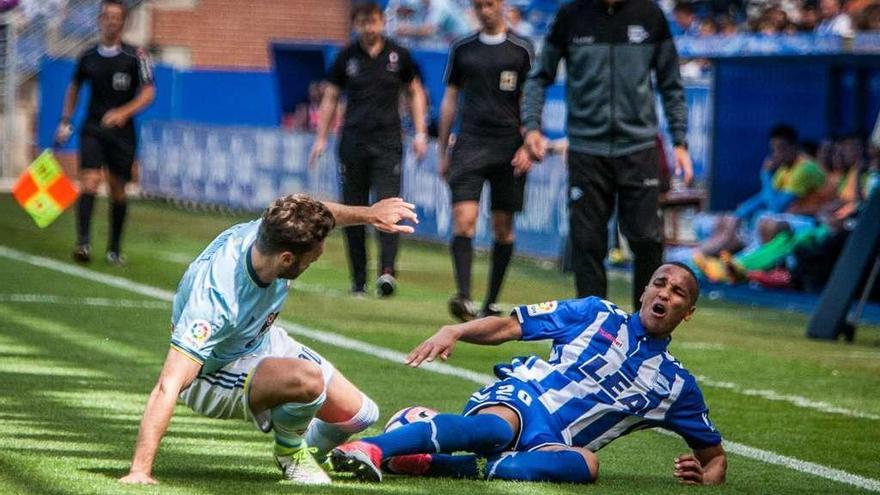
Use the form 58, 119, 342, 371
448, 133, 525, 212
178, 326, 336, 433
79, 126, 137, 182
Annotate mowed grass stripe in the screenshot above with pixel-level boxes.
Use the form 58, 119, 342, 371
2, 245, 879, 493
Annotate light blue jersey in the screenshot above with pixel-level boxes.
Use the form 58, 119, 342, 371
498, 297, 722, 451
170, 220, 291, 375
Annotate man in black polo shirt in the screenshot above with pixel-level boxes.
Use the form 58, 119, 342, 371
438, 0, 532, 321
55, 0, 154, 266
309, 2, 428, 297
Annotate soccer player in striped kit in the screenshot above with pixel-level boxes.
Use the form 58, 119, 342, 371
332, 262, 727, 485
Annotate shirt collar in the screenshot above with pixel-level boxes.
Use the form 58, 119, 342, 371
628, 312, 671, 351
479, 31, 507, 45
98, 44, 121, 57
245, 243, 271, 289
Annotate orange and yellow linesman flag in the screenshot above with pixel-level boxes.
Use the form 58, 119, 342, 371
12, 150, 79, 228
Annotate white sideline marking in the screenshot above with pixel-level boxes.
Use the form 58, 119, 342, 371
0, 293, 168, 310
1, 245, 878, 492
695, 375, 880, 421
660, 429, 880, 492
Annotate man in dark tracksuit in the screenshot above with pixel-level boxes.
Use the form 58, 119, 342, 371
310, 2, 428, 297
521, 0, 694, 309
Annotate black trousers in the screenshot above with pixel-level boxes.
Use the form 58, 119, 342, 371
338, 133, 403, 288
567, 147, 663, 310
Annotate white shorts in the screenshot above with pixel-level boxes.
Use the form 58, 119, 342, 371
178, 326, 335, 432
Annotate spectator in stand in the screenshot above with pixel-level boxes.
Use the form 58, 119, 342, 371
506, 5, 535, 36
855, 2, 880, 30
695, 125, 826, 257
704, 135, 877, 288
816, 0, 854, 35
716, 15, 741, 35
386, 0, 473, 44
289, 81, 343, 133
699, 17, 719, 35
798, 3, 821, 31
671, 2, 702, 36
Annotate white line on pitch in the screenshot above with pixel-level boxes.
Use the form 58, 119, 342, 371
695, 375, 880, 421
1, 244, 878, 492
0, 293, 168, 310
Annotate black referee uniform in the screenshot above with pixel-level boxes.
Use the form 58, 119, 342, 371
326, 39, 420, 294
71, 43, 152, 257
445, 31, 532, 317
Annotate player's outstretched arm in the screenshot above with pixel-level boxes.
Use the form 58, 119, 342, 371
322, 198, 419, 234
674, 444, 727, 485
405, 316, 523, 367
120, 348, 200, 485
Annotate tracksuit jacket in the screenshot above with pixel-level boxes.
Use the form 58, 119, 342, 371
522, 0, 688, 157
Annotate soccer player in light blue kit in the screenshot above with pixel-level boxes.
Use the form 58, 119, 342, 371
333, 262, 728, 485
120, 194, 418, 486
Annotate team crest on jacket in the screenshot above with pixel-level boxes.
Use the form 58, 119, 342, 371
627, 25, 649, 43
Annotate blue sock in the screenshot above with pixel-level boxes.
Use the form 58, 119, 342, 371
363, 414, 513, 457
425, 454, 480, 478
487, 450, 594, 483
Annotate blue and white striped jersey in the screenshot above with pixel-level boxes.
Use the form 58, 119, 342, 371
170, 220, 291, 375
507, 296, 722, 451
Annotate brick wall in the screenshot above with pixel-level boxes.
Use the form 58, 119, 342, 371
152, 0, 351, 69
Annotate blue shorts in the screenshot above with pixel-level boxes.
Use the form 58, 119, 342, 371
462, 377, 568, 453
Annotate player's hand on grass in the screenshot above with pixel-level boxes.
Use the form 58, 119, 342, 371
524, 130, 547, 162
101, 108, 128, 128
405, 325, 461, 367
119, 471, 157, 484
511, 145, 533, 177
673, 453, 705, 485
309, 137, 327, 168
368, 197, 419, 234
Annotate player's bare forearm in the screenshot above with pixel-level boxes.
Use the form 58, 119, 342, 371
457, 316, 523, 345
124, 348, 199, 480
127, 380, 183, 476
321, 201, 371, 227
406, 316, 522, 367
321, 198, 418, 234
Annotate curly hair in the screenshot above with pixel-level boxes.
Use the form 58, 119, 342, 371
256, 195, 335, 255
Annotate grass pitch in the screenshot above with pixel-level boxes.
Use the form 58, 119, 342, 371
0, 194, 878, 494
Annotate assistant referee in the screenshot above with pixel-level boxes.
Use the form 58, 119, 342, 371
438, 0, 533, 321
55, 0, 155, 266
309, 2, 428, 297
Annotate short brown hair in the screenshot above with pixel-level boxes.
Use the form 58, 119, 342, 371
351, 2, 382, 21
256, 194, 335, 255
101, 0, 127, 16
